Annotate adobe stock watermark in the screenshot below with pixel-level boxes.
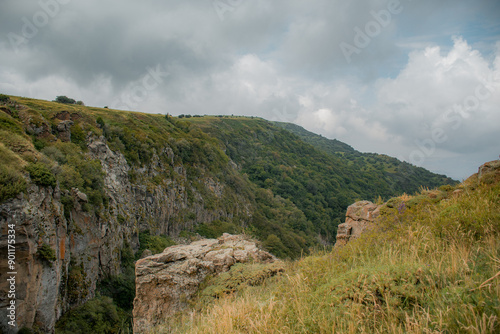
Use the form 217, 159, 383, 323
6, 0, 72, 53
111, 65, 169, 111
406, 73, 500, 166
340, 0, 410, 64
212, 0, 246, 21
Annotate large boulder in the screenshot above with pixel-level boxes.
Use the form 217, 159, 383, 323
336, 201, 381, 246
133, 233, 275, 333
464, 159, 500, 187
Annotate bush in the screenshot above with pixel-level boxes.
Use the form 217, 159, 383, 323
55, 297, 130, 334
26, 162, 56, 187
0, 94, 10, 103
37, 243, 56, 266
98, 274, 135, 311
0, 164, 26, 202
196, 220, 240, 239
55, 96, 76, 104
262, 234, 288, 258
96, 116, 105, 128
137, 231, 176, 257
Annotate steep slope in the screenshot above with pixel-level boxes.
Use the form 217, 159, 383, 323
190, 117, 456, 243
275, 121, 457, 194
0, 96, 302, 332
0, 95, 456, 332
162, 160, 500, 334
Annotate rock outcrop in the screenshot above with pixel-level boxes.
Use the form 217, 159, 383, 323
463, 159, 500, 188
133, 233, 275, 334
336, 201, 381, 246
0, 133, 252, 333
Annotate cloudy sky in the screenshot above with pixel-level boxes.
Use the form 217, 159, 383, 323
1, 0, 499, 180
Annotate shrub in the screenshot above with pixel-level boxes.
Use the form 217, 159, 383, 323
37, 243, 56, 266
262, 234, 288, 258
0, 94, 10, 103
25, 162, 56, 187
137, 231, 176, 257
55, 96, 76, 104
55, 296, 130, 334
0, 164, 26, 202
96, 116, 105, 128
70, 123, 87, 148
196, 220, 240, 239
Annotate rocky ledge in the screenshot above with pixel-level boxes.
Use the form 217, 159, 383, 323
336, 200, 381, 246
133, 233, 276, 333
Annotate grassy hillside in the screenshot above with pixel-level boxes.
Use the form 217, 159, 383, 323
0, 95, 455, 257
190, 117, 456, 243
161, 161, 500, 333
275, 121, 456, 195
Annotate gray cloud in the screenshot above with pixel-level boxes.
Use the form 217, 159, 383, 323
0, 0, 499, 179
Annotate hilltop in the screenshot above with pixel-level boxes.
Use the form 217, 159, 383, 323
0, 94, 455, 332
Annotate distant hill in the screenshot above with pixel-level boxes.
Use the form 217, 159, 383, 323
274, 122, 355, 153
274, 121, 456, 198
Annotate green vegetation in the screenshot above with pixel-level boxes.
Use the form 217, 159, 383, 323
54, 96, 84, 105
275, 121, 456, 195
26, 162, 56, 187
163, 168, 500, 334
196, 219, 241, 239
191, 117, 456, 247
0, 95, 456, 260
55, 297, 129, 334
137, 231, 176, 257
194, 262, 285, 307
37, 243, 57, 266
0, 94, 10, 103
0, 156, 26, 202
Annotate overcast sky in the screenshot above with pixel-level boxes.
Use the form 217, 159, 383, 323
1, 0, 499, 180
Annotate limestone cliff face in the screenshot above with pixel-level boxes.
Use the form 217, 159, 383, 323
0, 136, 252, 333
133, 233, 276, 334
336, 201, 381, 246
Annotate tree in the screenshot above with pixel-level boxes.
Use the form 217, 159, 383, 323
55, 96, 77, 104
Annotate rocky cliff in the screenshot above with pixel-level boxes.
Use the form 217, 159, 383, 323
0, 134, 251, 333
133, 233, 277, 334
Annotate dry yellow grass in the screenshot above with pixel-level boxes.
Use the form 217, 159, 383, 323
152, 177, 500, 334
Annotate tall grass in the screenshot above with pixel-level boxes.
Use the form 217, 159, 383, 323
153, 178, 500, 333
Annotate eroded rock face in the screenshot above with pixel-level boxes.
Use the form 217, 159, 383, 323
336, 201, 381, 246
0, 134, 253, 333
133, 233, 275, 334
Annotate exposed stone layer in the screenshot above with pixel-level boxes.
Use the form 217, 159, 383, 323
133, 233, 275, 334
0, 134, 251, 333
336, 201, 381, 246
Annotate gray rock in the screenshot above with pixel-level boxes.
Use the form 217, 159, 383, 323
133, 234, 275, 334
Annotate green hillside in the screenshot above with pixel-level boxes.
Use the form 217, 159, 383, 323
275, 121, 456, 196
0, 95, 455, 255
191, 117, 456, 243
164, 161, 500, 334
0, 94, 463, 333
